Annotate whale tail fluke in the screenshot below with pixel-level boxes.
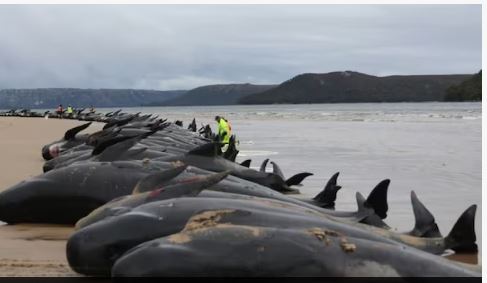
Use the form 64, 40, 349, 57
408, 191, 442, 238
223, 135, 239, 161
312, 172, 341, 209
445, 204, 478, 253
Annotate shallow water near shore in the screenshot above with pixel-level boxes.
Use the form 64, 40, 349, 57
0, 102, 482, 275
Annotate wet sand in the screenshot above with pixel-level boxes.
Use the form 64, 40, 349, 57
0, 117, 103, 276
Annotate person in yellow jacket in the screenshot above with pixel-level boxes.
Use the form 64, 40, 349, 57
215, 115, 231, 145
66, 105, 74, 114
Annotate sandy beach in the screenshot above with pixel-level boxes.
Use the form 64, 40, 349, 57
0, 117, 103, 276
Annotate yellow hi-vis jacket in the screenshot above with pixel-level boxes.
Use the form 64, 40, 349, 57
218, 118, 230, 144
66, 107, 73, 114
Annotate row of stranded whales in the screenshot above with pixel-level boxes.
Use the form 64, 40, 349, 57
0, 109, 480, 277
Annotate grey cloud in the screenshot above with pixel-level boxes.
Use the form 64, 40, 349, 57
0, 4, 481, 90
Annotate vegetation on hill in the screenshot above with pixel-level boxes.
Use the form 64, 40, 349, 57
161, 84, 276, 106
444, 70, 482, 101
239, 71, 470, 104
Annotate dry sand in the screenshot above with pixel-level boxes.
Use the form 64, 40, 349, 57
0, 117, 103, 276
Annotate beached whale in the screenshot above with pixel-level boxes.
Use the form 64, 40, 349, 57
75, 165, 390, 230
111, 224, 480, 277
156, 142, 313, 194
75, 170, 231, 229
0, 155, 319, 224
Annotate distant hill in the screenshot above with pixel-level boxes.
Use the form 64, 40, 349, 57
162, 84, 276, 106
239, 71, 471, 104
0, 88, 186, 109
444, 70, 482, 101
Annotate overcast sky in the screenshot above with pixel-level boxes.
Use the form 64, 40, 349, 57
0, 5, 481, 90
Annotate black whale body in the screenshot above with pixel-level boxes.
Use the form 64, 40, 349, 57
112, 224, 480, 277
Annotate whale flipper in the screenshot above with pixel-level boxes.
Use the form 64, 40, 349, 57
409, 191, 442, 238
284, 172, 313, 187
240, 159, 251, 168
146, 171, 231, 202
312, 172, 341, 209
95, 129, 156, 161
133, 164, 189, 194
445, 205, 478, 252
64, 122, 92, 140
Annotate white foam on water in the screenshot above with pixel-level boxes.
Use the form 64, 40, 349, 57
238, 150, 279, 157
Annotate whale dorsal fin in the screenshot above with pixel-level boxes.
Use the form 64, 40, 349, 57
240, 159, 251, 168
270, 161, 285, 179
285, 172, 313, 187
259, 158, 269, 172
64, 122, 92, 140
445, 205, 477, 252
313, 172, 341, 209
365, 179, 389, 219
409, 191, 441, 237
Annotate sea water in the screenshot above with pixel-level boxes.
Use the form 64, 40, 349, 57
98, 102, 482, 261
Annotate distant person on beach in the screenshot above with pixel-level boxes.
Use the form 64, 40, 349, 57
215, 116, 231, 146
66, 105, 74, 117
55, 104, 63, 117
